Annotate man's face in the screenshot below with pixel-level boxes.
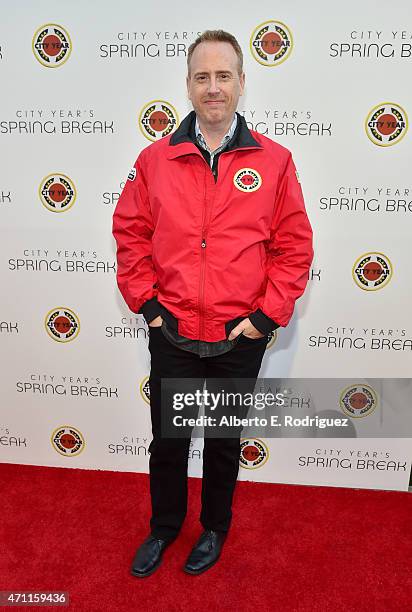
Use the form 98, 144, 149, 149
187, 41, 245, 128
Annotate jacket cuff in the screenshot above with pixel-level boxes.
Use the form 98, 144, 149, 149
249, 309, 280, 335
138, 297, 162, 324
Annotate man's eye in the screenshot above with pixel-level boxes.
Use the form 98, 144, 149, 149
196, 75, 207, 82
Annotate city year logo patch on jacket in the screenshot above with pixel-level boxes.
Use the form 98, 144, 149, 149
233, 168, 262, 192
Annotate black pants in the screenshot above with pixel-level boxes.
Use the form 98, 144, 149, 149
147, 326, 267, 542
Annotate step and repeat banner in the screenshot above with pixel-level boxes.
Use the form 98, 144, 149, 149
1, 1, 411, 491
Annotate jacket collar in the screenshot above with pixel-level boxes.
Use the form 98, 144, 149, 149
167, 110, 262, 160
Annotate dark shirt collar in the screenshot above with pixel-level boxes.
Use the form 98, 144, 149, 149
195, 114, 238, 154
170, 110, 262, 151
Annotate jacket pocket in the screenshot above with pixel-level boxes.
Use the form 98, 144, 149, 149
158, 302, 179, 331
224, 316, 246, 339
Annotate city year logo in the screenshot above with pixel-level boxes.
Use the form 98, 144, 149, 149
250, 21, 293, 66
51, 426, 85, 456
39, 173, 76, 212
32, 24, 72, 67
138, 100, 179, 142
128, 168, 136, 181
352, 252, 393, 291
45, 307, 80, 342
233, 168, 262, 192
340, 384, 378, 418
365, 103, 408, 146
140, 376, 150, 404
239, 438, 269, 469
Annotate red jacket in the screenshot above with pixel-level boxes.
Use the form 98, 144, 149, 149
112, 112, 313, 342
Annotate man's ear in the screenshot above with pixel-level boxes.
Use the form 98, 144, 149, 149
186, 74, 191, 100
239, 72, 245, 96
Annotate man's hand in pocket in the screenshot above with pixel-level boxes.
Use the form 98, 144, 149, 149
228, 317, 265, 341
149, 316, 163, 328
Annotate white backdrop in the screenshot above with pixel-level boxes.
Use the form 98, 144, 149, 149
1, 0, 411, 491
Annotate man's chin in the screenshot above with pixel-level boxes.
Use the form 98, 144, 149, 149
199, 109, 227, 124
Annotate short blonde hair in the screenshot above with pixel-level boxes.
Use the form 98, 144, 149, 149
187, 30, 243, 75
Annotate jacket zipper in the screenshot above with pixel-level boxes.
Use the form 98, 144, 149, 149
196, 146, 259, 340
198, 160, 213, 341
199, 236, 207, 340
198, 151, 221, 340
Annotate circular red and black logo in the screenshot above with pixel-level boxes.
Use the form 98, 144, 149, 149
140, 376, 150, 404
138, 100, 179, 142
365, 103, 408, 146
233, 168, 262, 192
45, 307, 80, 342
51, 426, 85, 456
39, 173, 76, 212
340, 384, 378, 418
239, 438, 269, 469
32, 24, 72, 67
352, 252, 393, 291
250, 21, 293, 66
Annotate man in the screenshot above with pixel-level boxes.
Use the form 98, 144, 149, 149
112, 30, 313, 577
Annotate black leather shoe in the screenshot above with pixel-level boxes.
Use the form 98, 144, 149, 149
130, 534, 172, 578
183, 530, 227, 575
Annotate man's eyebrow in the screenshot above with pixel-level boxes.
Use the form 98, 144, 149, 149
193, 69, 234, 76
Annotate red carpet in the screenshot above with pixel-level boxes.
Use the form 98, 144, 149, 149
1, 462, 411, 612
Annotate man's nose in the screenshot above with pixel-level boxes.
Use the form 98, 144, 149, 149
208, 76, 220, 94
